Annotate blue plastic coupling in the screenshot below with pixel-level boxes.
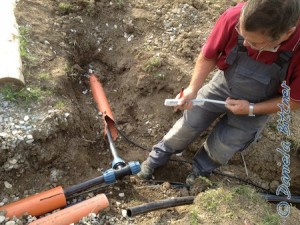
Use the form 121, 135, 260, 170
112, 157, 126, 169
128, 161, 141, 175
103, 168, 116, 184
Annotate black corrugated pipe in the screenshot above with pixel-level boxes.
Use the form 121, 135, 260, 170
261, 194, 300, 204
125, 196, 195, 217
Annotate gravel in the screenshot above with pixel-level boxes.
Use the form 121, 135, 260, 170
0, 94, 77, 225
0, 99, 35, 151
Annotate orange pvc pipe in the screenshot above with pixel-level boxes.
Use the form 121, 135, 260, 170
0, 186, 66, 218
29, 194, 109, 225
90, 74, 118, 140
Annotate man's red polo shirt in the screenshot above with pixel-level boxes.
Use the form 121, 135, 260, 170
202, 3, 300, 102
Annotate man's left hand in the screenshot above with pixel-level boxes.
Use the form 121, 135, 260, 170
225, 97, 250, 115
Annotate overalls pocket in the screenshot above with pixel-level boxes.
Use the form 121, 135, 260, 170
229, 64, 271, 102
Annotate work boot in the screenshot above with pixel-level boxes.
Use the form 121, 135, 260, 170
192, 146, 220, 178
137, 160, 154, 180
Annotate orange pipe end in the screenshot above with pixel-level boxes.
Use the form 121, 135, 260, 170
89, 74, 118, 140
0, 186, 66, 218
29, 194, 109, 225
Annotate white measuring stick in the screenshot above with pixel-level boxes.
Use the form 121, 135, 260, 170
164, 98, 227, 106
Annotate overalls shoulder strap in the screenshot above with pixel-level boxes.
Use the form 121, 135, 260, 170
226, 34, 294, 83
274, 51, 294, 83
237, 34, 247, 52
226, 34, 247, 65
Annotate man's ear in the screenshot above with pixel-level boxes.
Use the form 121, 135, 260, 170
278, 26, 297, 42
285, 26, 296, 38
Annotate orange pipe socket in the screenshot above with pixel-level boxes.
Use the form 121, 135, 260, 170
0, 186, 66, 218
89, 74, 118, 141
28, 194, 109, 225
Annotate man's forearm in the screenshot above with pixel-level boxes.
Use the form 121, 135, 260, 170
226, 96, 300, 116
188, 53, 217, 94
254, 96, 300, 115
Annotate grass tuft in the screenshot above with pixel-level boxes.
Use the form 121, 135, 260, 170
1, 85, 47, 104
58, 2, 72, 15
143, 57, 163, 73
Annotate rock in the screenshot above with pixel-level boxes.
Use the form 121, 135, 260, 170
72, 64, 85, 73
8, 159, 17, 165
161, 182, 171, 191
12, 130, 19, 136
4, 181, 12, 189
179, 187, 189, 197
0, 132, 9, 138
26, 135, 33, 140
118, 193, 125, 198
270, 180, 280, 193
27, 215, 37, 223
121, 209, 127, 217
261, 182, 269, 190
1, 100, 9, 107
5, 221, 16, 225
0, 216, 6, 223
25, 140, 34, 144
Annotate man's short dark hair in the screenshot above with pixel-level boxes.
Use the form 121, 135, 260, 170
242, 0, 300, 40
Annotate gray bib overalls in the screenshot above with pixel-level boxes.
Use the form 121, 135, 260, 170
147, 35, 293, 176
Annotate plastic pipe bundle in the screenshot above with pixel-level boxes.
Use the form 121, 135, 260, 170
0, 186, 67, 218
29, 194, 109, 225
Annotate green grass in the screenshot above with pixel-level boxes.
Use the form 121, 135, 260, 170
19, 26, 30, 58
192, 185, 283, 224
115, 0, 124, 4
143, 57, 162, 73
260, 213, 281, 225
201, 188, 232, 213
190, 207, 199, 225
233, 185, 262, 204
267, 121, 278, 132
37, 72, 50, 81
18, 25, 38, 64
55, 100, 67, 110
58, 2, 72, 14
0, 85, 47, 104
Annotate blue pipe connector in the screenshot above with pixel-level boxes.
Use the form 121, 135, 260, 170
112, 157, 126, 170
103, 168, 116, 184
128, 161, 141, 175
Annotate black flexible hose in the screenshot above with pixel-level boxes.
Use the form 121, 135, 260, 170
64, 164, 134, 198
117, 127, 150, 152
66, 184, 111, 200
261, 193, 300, 204
126, 196, 195, 217
212, 171, 272, 194
117, 126, 192, 165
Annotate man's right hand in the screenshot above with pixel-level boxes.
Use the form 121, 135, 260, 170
174, 86, 197, 111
